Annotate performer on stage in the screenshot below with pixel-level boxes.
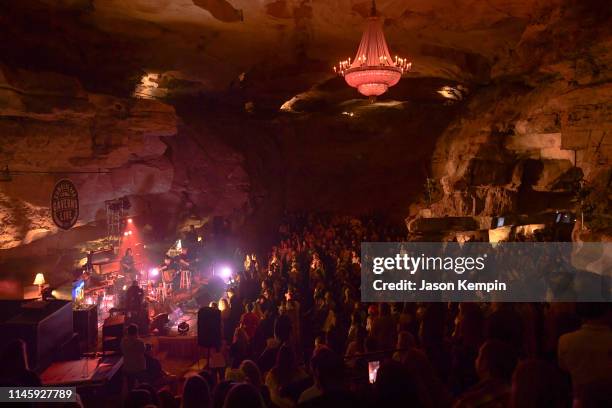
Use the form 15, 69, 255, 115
126, 280, 144, 312
121, 248, 138, 282
159, 255, 178, 301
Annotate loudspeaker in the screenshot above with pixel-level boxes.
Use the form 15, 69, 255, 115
74, 305, 98, 351
103, 315, 125, 339
197, 307, 221, 349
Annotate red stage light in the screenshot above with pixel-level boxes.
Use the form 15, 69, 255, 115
124, 232, 129, 237
127, 218, 133, 224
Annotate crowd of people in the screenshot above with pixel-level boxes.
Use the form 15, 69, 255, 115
161, 213, 609, 408
1, 213, 610, 408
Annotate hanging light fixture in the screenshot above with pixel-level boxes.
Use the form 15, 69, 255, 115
334, 0, 411, 101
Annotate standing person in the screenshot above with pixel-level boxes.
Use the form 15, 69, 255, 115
240, 302, 261, 341
160, 255, 178, 300
265, 345, 307, 408
121, 248, 137, 282
227, 288, 243, 341
558, 303, 612, 400
219, 298, 232, 343
121, 324, 147, 390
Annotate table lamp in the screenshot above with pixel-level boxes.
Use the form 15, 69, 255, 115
33, 273, 45, 298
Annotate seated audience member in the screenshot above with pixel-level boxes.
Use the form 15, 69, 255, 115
451, 303, 485, 395
298, 346, 345, 405
158, 390, 180, 408
223, 383, 266, 408
197, 370, 217, 392
542, 303, 580, 359
345, 326, 367, 368
484, 304, 523, 356
124, 389, 152, 408
258, 314, 292, 373
0, 338, 41, 386
401, 344, 453, 408
453, 340, 518, 408
392, 331, 416, 363
121, 324, 147, 390
557, 302, 612, 399
226, 327, 249, 380
370, 303, 396, 351
510, 359, 571, 408
182, 374, 211, 408
212, 381, 236, 408
420, 303, 452, 383
265, 345, 308, 408
239, 360, 273, 407
137, 384, 161, 407
374, 360, 422, 408
573, 380, 612, 408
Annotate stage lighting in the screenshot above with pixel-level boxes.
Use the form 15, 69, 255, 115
128, 230, 133, 235
124, 232, 129, 237
177, 321, 190, 335
220, 266, 232, 279
127, 218, 133, 224
150, 313, 170, 335
150, 268, 159, 277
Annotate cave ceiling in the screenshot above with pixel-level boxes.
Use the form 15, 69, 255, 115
0, 0, 559, 106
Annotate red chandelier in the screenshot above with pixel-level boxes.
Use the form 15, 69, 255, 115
334, 0, 411, 99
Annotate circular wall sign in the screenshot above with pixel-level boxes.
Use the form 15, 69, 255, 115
51, 179, 79, 230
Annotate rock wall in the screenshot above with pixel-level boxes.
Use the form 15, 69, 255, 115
411, 2, 611, 234
0, 65, 250, 288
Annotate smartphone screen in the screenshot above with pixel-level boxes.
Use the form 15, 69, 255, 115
368, 360, 380, 384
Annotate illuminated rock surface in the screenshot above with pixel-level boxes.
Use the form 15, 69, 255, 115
0, 0, 609, 284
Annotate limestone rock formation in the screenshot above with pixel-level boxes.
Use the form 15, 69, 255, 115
0, 64, 251, 259
411, 2, 611, 236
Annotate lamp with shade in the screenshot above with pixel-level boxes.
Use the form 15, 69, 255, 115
33, 273, 45, 298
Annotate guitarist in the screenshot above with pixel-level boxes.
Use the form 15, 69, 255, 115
159, 255, 178, 301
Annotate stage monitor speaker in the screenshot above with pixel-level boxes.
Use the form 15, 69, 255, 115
197, 307, 221, 349
103, 315, 125, 338
74, 305, 98, 351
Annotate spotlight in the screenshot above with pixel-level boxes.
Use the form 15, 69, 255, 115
124, 232, 129, 237
219, 266, 232, 280
127, 218, 133, 224
150, 268, 159, 277
150, 313, 170, 335
128, 230, 133, 236
177, 321, 190, 335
